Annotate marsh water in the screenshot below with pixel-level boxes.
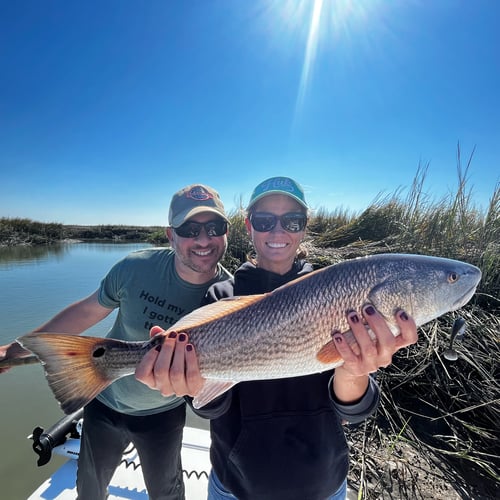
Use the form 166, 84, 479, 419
0, 242, 207, 499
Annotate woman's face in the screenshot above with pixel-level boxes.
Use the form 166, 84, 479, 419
246, 194, 306, 275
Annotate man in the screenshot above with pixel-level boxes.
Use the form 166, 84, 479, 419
0, 183, 231, 500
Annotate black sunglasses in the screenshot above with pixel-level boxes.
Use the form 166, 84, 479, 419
174, 219, 228, 238
249, 212, 307, 233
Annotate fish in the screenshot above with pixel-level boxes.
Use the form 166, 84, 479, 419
18, 253, 482, 414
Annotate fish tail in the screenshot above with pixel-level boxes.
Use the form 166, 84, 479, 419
17, 333, 115, 414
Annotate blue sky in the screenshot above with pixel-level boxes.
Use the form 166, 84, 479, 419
1, 0, 498, 225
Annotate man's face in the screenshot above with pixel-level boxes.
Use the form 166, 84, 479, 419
167, 212, 228, 282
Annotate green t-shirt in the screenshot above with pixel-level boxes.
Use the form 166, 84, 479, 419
96, 247, 231, 415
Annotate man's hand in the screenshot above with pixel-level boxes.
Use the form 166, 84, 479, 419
0, 342, 33, 374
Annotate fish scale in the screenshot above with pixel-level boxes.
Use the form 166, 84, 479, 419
18, 253, 481, 414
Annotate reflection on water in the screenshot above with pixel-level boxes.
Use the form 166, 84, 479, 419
0, 244, 70, 267
0, 241, 161, 267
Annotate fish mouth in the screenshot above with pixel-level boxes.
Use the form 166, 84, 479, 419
452, 284, 479, 310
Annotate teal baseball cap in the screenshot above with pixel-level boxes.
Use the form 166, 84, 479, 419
247, 177, 308, 210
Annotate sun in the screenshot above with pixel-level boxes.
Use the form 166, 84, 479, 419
259, 0, 378, 123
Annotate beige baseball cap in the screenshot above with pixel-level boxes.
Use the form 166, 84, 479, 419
168, 184, 229, 228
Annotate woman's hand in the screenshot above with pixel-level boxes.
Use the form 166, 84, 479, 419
135, 326, 205, 398
332, 305, 418, 403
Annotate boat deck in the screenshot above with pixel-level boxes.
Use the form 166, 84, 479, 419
28, 427, 211, 499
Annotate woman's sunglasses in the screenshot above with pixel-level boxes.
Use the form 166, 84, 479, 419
173, 219, 228, 238
249, 212, 307, 233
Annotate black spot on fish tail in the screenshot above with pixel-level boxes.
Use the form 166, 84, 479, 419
92, 347, 106, 358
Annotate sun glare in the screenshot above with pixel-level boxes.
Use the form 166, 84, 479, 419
296, 0, 324, 115
260, 0, 378, 128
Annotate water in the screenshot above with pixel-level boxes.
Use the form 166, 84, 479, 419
0, 242, 208, 499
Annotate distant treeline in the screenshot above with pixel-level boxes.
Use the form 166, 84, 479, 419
0, 218, 168, 246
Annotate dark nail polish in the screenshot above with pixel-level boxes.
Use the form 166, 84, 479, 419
349, 312, 360, 324
364, 305, 375, 316
331, 329, 341, 339
186, 344, 193, 352
178, 333, 187, 342
168, 332, 177, 339
155, 345, 162, 352
399, 310, 409, 321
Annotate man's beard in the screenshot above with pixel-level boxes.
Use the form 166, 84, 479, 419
178, 244, 226, 274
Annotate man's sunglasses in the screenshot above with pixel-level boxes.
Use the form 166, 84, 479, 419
173, 219, 228, 238
249, 212, 307, 233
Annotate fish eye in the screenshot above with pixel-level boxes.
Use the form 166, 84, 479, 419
92, 347, 106, 358
448, 272, 459, 283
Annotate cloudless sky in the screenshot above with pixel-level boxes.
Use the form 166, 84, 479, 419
1, 0, 498, 225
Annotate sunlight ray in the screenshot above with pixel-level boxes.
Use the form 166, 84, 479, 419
295, 0, 324, 121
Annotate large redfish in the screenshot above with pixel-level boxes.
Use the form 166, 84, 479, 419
18, 254, 481, 414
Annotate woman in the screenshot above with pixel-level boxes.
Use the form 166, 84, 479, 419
136, 176, 418, 500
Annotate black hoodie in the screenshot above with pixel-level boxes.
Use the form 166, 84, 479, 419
190, 260, 379, 500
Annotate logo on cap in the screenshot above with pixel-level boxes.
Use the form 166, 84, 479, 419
185, 186, 214, 201
259, 177, 296, 194
248, 176, 308, 209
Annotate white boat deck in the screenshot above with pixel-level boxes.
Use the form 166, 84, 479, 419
28, 427, 211, 499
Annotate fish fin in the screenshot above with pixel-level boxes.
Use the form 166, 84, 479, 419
192, 379, 236, 409
17, 333, 115, 415
316, 340, 343, 364
316, 329, 360, 364
168, 295, 267, 332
